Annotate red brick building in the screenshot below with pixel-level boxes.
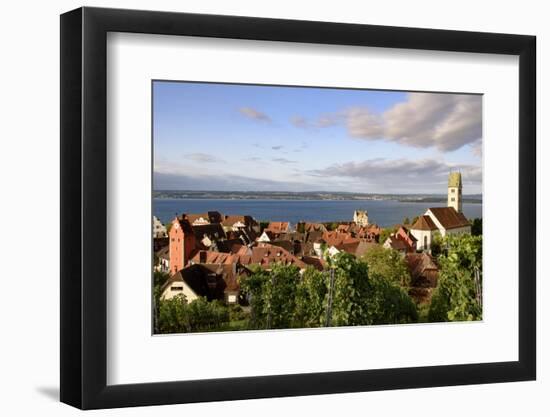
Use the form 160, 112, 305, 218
169, 216, 196, 275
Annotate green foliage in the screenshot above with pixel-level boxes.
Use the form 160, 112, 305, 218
157, 296, 230, 333
296, 222, 306, 233
293, 268, 328, 328
324, 222, 339, 231
259, 221, 270, 231
228, 304, 248, 322
330, 253, 417, 326
430, 234, 444, 257
471, 218, 482, 236
411, 216, 419, 225
403, 217, 410, 225
428, 234, 483, 322
263, 264, 301, 329
362, 245, 411, 287
240, 254, 418, 329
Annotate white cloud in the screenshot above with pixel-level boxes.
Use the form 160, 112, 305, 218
344, 93, 482, 152
239, 107, 271, 122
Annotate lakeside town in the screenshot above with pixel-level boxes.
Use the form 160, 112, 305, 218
153, 171, 483, 333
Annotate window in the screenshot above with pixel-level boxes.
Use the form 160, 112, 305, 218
171, 286, 183, 291
451, 189, 455, 193
424, 235, 428, 249
451, 197, 455, 202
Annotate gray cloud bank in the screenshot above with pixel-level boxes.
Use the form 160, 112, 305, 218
310, 157, 481, 191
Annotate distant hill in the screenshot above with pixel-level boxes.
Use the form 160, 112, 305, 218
153, 190, 482, 204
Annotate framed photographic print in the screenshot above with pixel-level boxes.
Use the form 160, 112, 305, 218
60, 7, 536, 409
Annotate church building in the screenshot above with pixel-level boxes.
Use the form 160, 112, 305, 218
410, 171, 471, 252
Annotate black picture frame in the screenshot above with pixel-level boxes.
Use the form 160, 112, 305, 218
60, 6, 536, 410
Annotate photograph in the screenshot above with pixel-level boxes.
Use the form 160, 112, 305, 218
152, 81, 483, 334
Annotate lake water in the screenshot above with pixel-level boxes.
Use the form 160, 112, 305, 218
153, 199, 482, 228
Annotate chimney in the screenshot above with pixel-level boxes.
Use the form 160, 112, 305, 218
199, 250, 207, 264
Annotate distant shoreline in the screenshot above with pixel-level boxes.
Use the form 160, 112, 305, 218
153, 191, 482, 204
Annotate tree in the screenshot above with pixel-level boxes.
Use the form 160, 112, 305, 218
430, 234, 444, 257
240, 254, 418, 330
428, 234, 483, 322
330, 253, 417, 326
362, 245, 411, 287
293, 267, 327, 328
157, 295, 230, 333
471, 218, 482, 236
240, 264, 301, 329
403, 217, 410, 225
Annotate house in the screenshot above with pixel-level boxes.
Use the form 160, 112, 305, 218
154, 245, 170, 273
301, 222, 327, 233
264, 221, 290, 234
153, 236, 169, 252
338, 240, 377, 258
383, 225, 417, 253
410, 207, 472, 251
249, 244, 306, 269
153, 216, 167, 238
301, 256, 326, 271
405, 252, 439, 288
383, 235, 412, 253
169, 216, 197, 275
160, 263, 250, 304
395, 225, 417, 248
405, 252, 440, 303
425, 207, 471, 236
191, 223, 226, 249
185, 211, 223, 225
222, 215, 259, 232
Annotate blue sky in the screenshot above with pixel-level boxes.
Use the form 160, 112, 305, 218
153, 81, 482, 194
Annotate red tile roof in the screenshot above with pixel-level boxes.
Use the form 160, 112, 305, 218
411, 215, 438, 231
427, 207, 470, 230
265, 222, 290, 233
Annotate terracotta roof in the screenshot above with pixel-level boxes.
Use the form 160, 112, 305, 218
428, 207, 470, 230
306, 230, 323, 243
185, 211, 223, 225
250, 244, 305, 269
265, 222, 290, 233
303, 223, 327, 233
222, 215, 256, 228
411, 215, 438, 231
385, 235, 410, 251
405, 253, 439, 287
322, 231, 353, 247
173, 216, 194, 233
339, 240, 377, 257
301, 256, 326, 271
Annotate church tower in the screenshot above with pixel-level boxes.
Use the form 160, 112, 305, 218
447, 171, 463, 213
